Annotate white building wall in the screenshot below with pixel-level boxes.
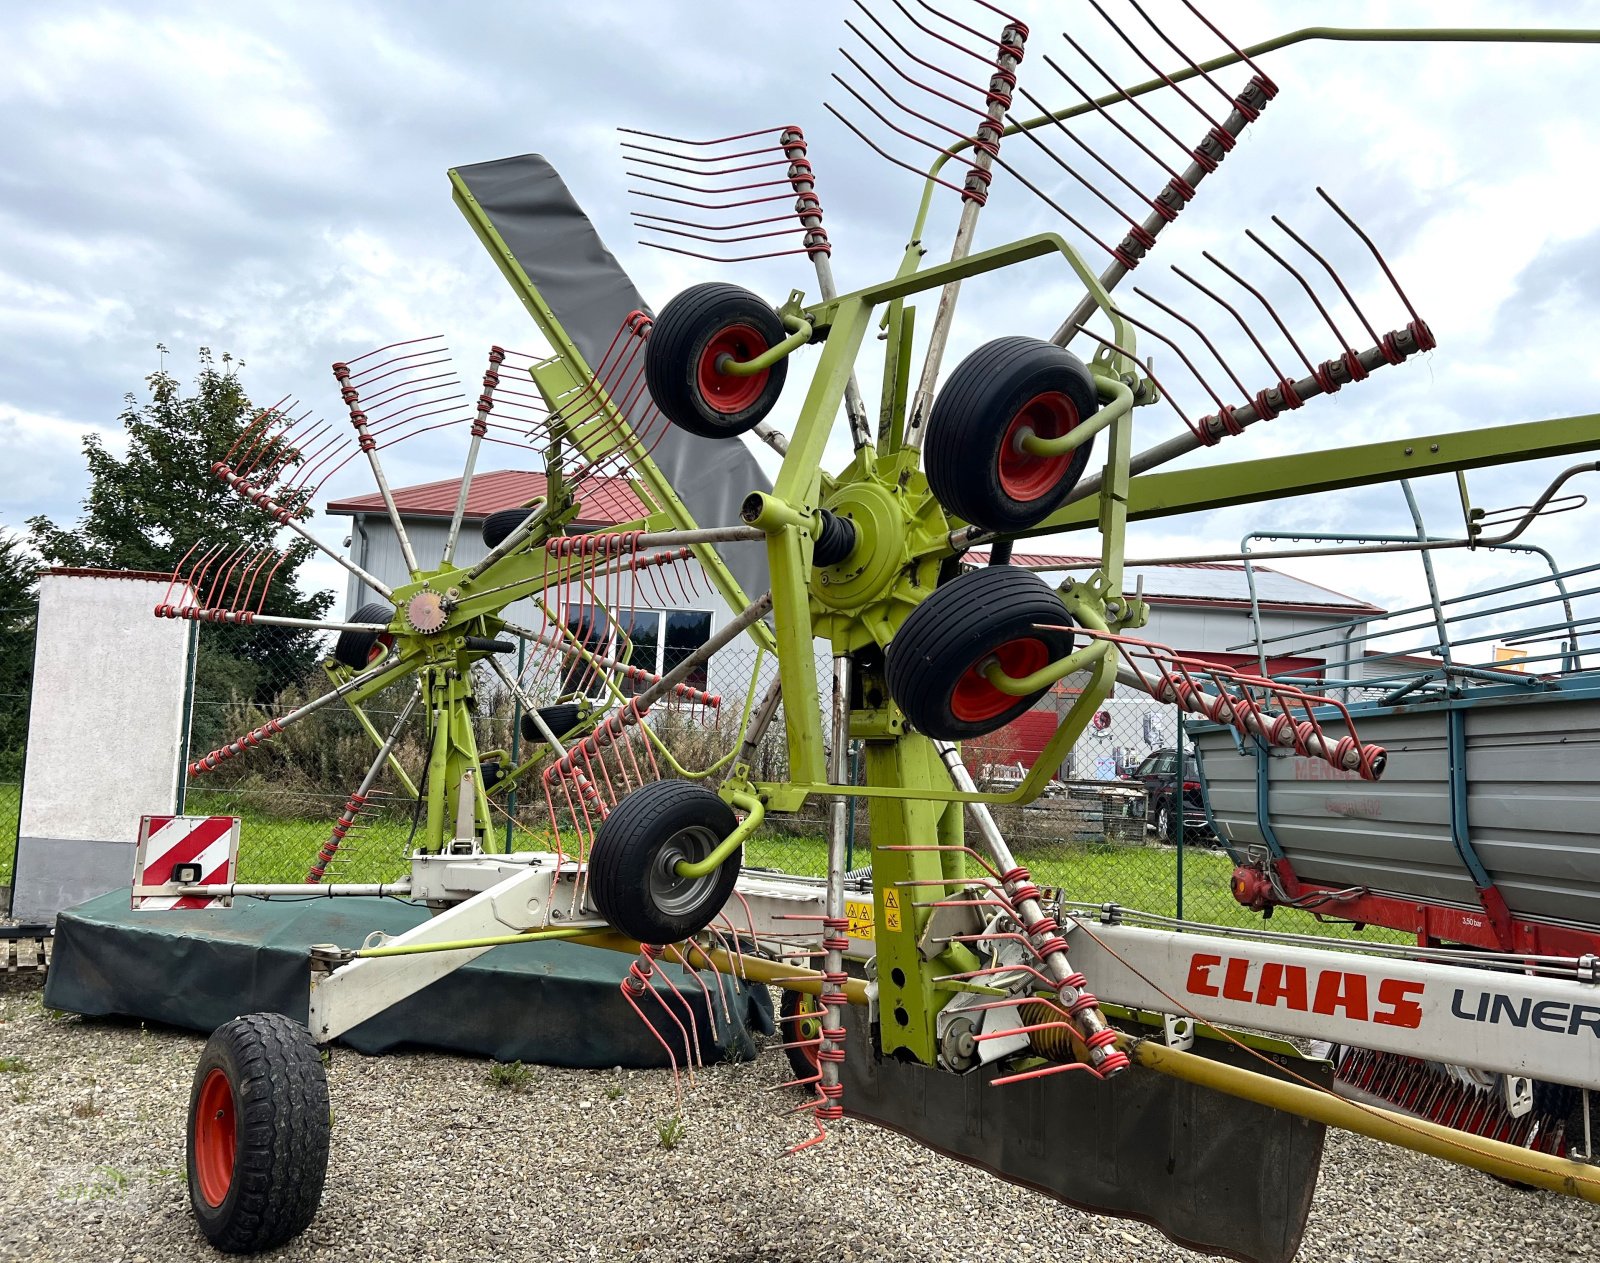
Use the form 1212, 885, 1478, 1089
14, 572, 192, 921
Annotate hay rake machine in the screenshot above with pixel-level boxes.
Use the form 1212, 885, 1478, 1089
136, 5, 1600, 1258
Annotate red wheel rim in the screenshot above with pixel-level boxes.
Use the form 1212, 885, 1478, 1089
950, 636, 1051, 723
696, 323, 770, 415
366, 633, 394, 664
997, 391, 1079, 501
194, 1068, 236, 1209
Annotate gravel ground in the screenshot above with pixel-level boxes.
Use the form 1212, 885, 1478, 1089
0, 970, 1592, 1263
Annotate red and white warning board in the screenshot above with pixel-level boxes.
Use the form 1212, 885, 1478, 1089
131, 815, 240, 909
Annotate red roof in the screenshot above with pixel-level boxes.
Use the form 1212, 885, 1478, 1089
965, 549, 1383, 616
325, 470, 647, 527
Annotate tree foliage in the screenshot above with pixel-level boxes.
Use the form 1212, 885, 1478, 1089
28, 348, 334, 719
0, 528, 38, 777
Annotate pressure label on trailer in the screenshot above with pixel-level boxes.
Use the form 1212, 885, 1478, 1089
846, 900, 875, 941
883, 888, 902, 931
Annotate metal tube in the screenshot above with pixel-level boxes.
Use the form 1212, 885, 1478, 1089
818, 655, 853, 1110
673, 790, 764, 879
633, 525, 766, 548
310, 691, 421, 882
169, 882, 413, 898
904, 26, 1027, 452
464, 499, 548, 580
355, 926, 589, 957
1130, 1037, 1600, 1202
441, 429, 484, 567
281, 512, 393, 601
931, 739, 1122, 1074
781, 128, 872, 450
717, 314, 813, 374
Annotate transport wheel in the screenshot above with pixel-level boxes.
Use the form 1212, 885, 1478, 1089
885, 566, 1076, 741
924, 335, 1099, 533
332, 601, 395, 669
588, 780, 741, 944
520, 702, 584, 744
186, 1013, 330, 1254
1156, 800, 1175, 843
481, 505, 536, 549
645, 283, 789, 439
778, 988, 824, 1083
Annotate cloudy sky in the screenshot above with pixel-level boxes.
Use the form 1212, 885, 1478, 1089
4, 0, 1599, 662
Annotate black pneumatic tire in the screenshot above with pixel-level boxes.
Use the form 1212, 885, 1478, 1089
520, 702, 585, 745
645, 283, 789, 439
332, 601, 395, 669
588, 780, 741, 944
186, 1013, 330, 1254
778, 987, 824, 1085
885, 566, 1076, 741
924, 335, 1100, 533
481, 506, 536, 549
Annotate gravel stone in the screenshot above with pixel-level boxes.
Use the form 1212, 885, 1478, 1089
1, 973, 1592, 1262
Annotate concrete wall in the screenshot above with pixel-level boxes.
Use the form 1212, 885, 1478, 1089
13, 572, 192, 922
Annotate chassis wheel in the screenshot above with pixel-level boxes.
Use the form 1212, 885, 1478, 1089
778, 988, 824, 1083
924, 335, 1099, 533
588, 780, 740, 944
520, 702, 585, 745
332, 601, 395, 670
645, 283, 788, 439
481, 505, 537, 549
886, 566, 1076, 740
186, 1013, 330, 1254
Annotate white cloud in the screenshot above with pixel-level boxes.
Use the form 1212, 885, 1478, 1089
2, 0, 1598, 632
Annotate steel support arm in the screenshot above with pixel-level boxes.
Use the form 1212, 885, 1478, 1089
1021, 411, 1600, 536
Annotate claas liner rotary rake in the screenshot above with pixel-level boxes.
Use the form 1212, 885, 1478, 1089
137, 5, 1600, 1258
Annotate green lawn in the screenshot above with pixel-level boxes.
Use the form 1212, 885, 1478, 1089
1, 784, 1397, 946
0, 790, 16, 889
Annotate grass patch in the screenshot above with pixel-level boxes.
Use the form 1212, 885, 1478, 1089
487, 1060, 536, 1093
0, 1056, 30, 1073
178, 794, 1395, 945
656, 1115, 687, 1150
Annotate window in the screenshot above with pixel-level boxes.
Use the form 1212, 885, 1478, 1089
560, 604, 713, 698
663, 610, 713, 692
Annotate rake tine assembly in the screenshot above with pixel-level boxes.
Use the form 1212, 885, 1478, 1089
1046, 4, 1279, 345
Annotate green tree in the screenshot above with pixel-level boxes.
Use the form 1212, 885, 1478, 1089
0, 527, 38, 778
28, 348, 334, 721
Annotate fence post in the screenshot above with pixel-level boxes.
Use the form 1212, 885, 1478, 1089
504, 638, 525, 853
845, 740, 859, 871
1175, 714, 1185, 922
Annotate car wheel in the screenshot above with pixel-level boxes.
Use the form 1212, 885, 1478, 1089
1155, 802, 1173, 843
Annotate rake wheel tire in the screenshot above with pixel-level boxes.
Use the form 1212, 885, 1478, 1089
645, 283, 788, 439
886, 566, 1076, 741
588, 780, 740, 944
778, 987, 824, 1084
186, 1013, 330, 1254
481, 506, 535, 550
924, 335, 1099, 533
520, 702, 584, 745
332, 601, 395, 670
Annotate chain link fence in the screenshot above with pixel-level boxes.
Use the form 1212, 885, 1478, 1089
174, 624, 1391, 942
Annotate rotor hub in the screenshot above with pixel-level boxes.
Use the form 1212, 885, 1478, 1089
405, 590, 449, 634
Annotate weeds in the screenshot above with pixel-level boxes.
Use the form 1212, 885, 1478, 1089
70, 1082, 103, 1119
657, 1115, 688, 1150
487, 1060, 536, 1093
604, 1084, 625, 1101
57, 1167, 128, 1202
0, 1056, 29, 1073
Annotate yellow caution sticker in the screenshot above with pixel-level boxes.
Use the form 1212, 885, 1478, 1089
845, 900, 874, 941
883, 887, 903, 932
